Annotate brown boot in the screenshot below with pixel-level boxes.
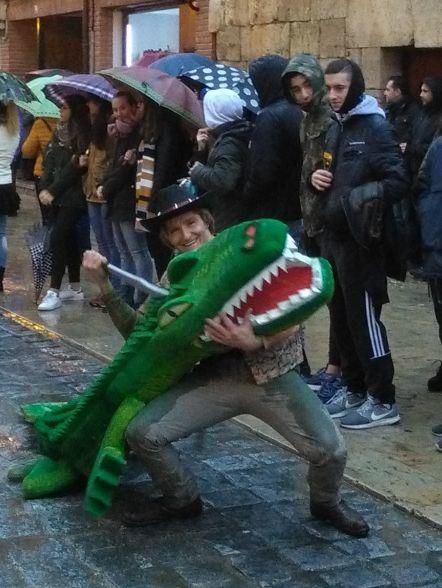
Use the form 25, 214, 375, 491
310, 499, 370, 538
122, 496, 203, 527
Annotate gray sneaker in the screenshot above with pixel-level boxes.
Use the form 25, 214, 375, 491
432, 423, 442, 437
345, 390, 366, 410
340, 396, 400, 429
325, 387, 348, 419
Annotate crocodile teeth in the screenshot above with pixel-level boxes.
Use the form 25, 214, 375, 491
298, 288, 311, 300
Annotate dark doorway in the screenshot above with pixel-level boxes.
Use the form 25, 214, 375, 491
404, 48, 442, 98
39, 15, 84, 73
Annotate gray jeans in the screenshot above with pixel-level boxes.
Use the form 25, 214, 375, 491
126, 355, 347, 508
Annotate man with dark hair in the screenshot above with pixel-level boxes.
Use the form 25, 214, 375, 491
310, 58, 410, 430
384, 75, 420, 149
406, 75, 442, 184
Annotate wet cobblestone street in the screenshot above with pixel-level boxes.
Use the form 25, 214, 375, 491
0, 312, 441, 588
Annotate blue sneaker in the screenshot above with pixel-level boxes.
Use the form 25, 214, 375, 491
324, 387, 348, 419
317, 375, 345, 403
340, 396, 400, 429
303, 367, 327, 391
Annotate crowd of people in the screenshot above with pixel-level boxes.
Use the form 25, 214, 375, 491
0, 53, 441, 535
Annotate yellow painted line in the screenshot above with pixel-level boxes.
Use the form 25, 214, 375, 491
2, 310, 60, 340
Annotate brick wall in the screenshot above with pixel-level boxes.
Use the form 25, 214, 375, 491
0, 0, 214, 76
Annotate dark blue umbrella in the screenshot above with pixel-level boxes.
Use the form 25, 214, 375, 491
181, 64, 260, 113
149, 53, 215, 77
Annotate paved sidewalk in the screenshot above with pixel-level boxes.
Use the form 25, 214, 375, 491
0, 312, 441, 587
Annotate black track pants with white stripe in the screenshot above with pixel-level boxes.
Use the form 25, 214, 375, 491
321, 236, 395, 404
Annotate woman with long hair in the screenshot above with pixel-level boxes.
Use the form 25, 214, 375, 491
37, 94, 91, 311
79, 96, 120, 308
101, 91, 153, 308
0, 101, 20, 292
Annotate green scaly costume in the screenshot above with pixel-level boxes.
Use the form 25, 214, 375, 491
13, 220, 334, 517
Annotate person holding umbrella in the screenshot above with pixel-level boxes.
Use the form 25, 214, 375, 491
189, 88, 253, 230
0, 101, 20, 292
37, 94, 91, 311
78, 96, 120, 309
100, 90, 152, 308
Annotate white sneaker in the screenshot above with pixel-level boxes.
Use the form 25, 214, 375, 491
38, 290, 62, 311
58, 286, 84, 301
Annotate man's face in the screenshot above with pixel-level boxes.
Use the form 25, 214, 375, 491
325, 72, 351, 112
384, 80, 402, 104
163, 211, 212, 253
287, 74, 314, 108
420, 83, 433, 106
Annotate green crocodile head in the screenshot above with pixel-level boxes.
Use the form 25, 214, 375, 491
154, 218, 334, 346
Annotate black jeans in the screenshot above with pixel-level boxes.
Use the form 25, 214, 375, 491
50, 206, 85, 290
429, 278, 442, 346
320, 235, 395, 404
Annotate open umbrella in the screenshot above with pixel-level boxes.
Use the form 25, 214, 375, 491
44, 74, 117, 104
100, 66, 203, 128
180, 63, 260, 113
25, 69, 73, 82
25, 223, 53, 303
149, 52, 215, 77
0, 72, 37, 104
16, 75, 61, 119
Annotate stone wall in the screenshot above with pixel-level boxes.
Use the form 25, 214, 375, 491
209, 0, 442, 94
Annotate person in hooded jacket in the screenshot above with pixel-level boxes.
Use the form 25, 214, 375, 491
242, 54, 303, 223
406, 76, 442, 186
281, 53, 345, 403
310, 59, 409, 430
189, 89, 253, 231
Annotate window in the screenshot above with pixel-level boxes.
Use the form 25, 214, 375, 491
125, 8, 179, 66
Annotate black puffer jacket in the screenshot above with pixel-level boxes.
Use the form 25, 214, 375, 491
190, 119, 253, 230
385, 97, 421, 145
102, 128, 140, 222
242, 54, 303, 222
322, 95, 409, 239
39, 140, 85, 209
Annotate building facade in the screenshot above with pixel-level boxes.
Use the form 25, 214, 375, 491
0, 0, 213, 76
209, 0, 442, 97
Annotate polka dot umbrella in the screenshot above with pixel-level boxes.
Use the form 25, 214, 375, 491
180, 63, 260, 114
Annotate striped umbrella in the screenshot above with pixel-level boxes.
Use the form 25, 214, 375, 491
44, 74, 117, 104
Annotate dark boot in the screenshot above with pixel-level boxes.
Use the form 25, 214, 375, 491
428, 363, 442, 392
310, 499, 370, 538
122, 496, 203, 527
0, 266, 4, 292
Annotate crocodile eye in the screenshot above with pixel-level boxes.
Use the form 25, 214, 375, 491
158, 302, 192, 328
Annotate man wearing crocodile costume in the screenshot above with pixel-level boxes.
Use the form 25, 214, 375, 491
16, 185, 369, 538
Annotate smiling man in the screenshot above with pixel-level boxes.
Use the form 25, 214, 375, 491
310, 59, 410, 430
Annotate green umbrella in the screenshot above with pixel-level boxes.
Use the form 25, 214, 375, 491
0, 71, 37, 104
16, 75, 61, 119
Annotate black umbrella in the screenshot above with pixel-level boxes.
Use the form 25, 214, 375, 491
25, 223, 53, 303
